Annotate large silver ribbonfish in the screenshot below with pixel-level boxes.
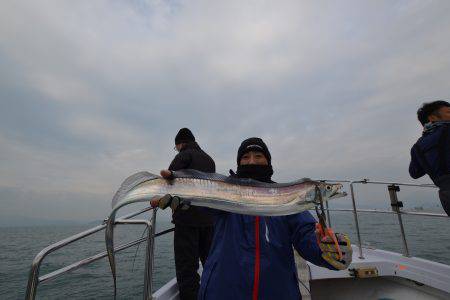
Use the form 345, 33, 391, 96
105, 169, 346, 297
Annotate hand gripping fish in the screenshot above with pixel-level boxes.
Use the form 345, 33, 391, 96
105, 170, 346, 297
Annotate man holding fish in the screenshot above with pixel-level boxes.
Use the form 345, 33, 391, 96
155, 137, 352, 300
164, 128, 216, 300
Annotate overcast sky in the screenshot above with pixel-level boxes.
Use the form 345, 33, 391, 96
1, 0, 450, 223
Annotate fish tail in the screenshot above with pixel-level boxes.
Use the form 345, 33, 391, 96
105, 214, 117, 298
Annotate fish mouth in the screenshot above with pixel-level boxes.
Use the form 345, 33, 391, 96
329, 191, 347, 199
321, 183, 346, 199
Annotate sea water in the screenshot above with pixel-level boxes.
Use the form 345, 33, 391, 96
1, 213, 449, 299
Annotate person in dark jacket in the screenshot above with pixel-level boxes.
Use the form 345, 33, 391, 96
409, 100, 450, 216
159, 128, 216, 300
195, 137, 352, 300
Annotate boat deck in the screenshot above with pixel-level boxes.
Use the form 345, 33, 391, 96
153, 245, 450, 300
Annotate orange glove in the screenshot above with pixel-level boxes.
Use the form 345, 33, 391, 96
316, 225, 352, 270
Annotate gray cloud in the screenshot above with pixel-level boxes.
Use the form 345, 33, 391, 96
1, 1, 450, 222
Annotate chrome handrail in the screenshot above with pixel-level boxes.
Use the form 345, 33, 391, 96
25, 206, 172, 300
39, 235, 147, 283
38, 226, 175, 284
115, 218, 154, 299
321, 179, 447, 260
321, 208, 447, 218
359, 180, 438, 188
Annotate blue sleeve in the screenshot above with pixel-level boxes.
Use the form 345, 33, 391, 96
409, 145, 426, 179
287, 211, 336, 270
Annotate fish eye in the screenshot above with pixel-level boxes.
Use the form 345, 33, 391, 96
326, 185, 332, 191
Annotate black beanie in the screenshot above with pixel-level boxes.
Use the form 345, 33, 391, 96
175, 128, 195, 144
237, 137, 271, 165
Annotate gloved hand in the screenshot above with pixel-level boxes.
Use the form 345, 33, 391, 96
317, 231, 352, 270
150, 195, 189, 210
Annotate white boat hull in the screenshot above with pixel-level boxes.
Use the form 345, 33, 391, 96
152, 246, 450, 300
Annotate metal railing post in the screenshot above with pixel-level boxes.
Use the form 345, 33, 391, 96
350, 182, 364, 259
25, 261, 40, 300
113, 219, 153, 299
143, 209, 157, 299
143, 225, 153, 299
388, 185, 410, 257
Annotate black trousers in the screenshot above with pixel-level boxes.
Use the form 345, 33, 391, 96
174, 224, 214, 300
438, 189, 450, 216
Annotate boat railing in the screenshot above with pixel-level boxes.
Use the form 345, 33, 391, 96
25, 179, 448, 299
25, 206, 174, 300
319, 179, 448, 260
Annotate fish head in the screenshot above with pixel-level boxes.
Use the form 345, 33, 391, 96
318, 182, 346, 200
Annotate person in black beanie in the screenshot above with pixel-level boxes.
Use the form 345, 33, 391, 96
154, 137, 352, 299
196, 137, 352, 300
174, 128, 196, 146
235, 137, 273, 182
157, 128, 216, 300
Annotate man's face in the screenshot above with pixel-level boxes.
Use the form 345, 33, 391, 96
429, 106, 450, 122
240, 151, 268, 166
175, 143, 185, 151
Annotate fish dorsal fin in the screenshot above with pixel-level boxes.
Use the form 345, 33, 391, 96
172, 169, 313, 187
111, 171, 159, 208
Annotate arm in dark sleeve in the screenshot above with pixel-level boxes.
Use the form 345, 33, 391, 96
168, 152, 192, 171
409, 145, 426, 179
288, 211, 336, 270
170, 152, 225, 218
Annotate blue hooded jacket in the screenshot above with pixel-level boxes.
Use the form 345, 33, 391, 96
198, 210, 334, 300
409, 122, 450, 187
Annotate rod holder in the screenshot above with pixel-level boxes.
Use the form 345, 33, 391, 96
388, 184, 410, 257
